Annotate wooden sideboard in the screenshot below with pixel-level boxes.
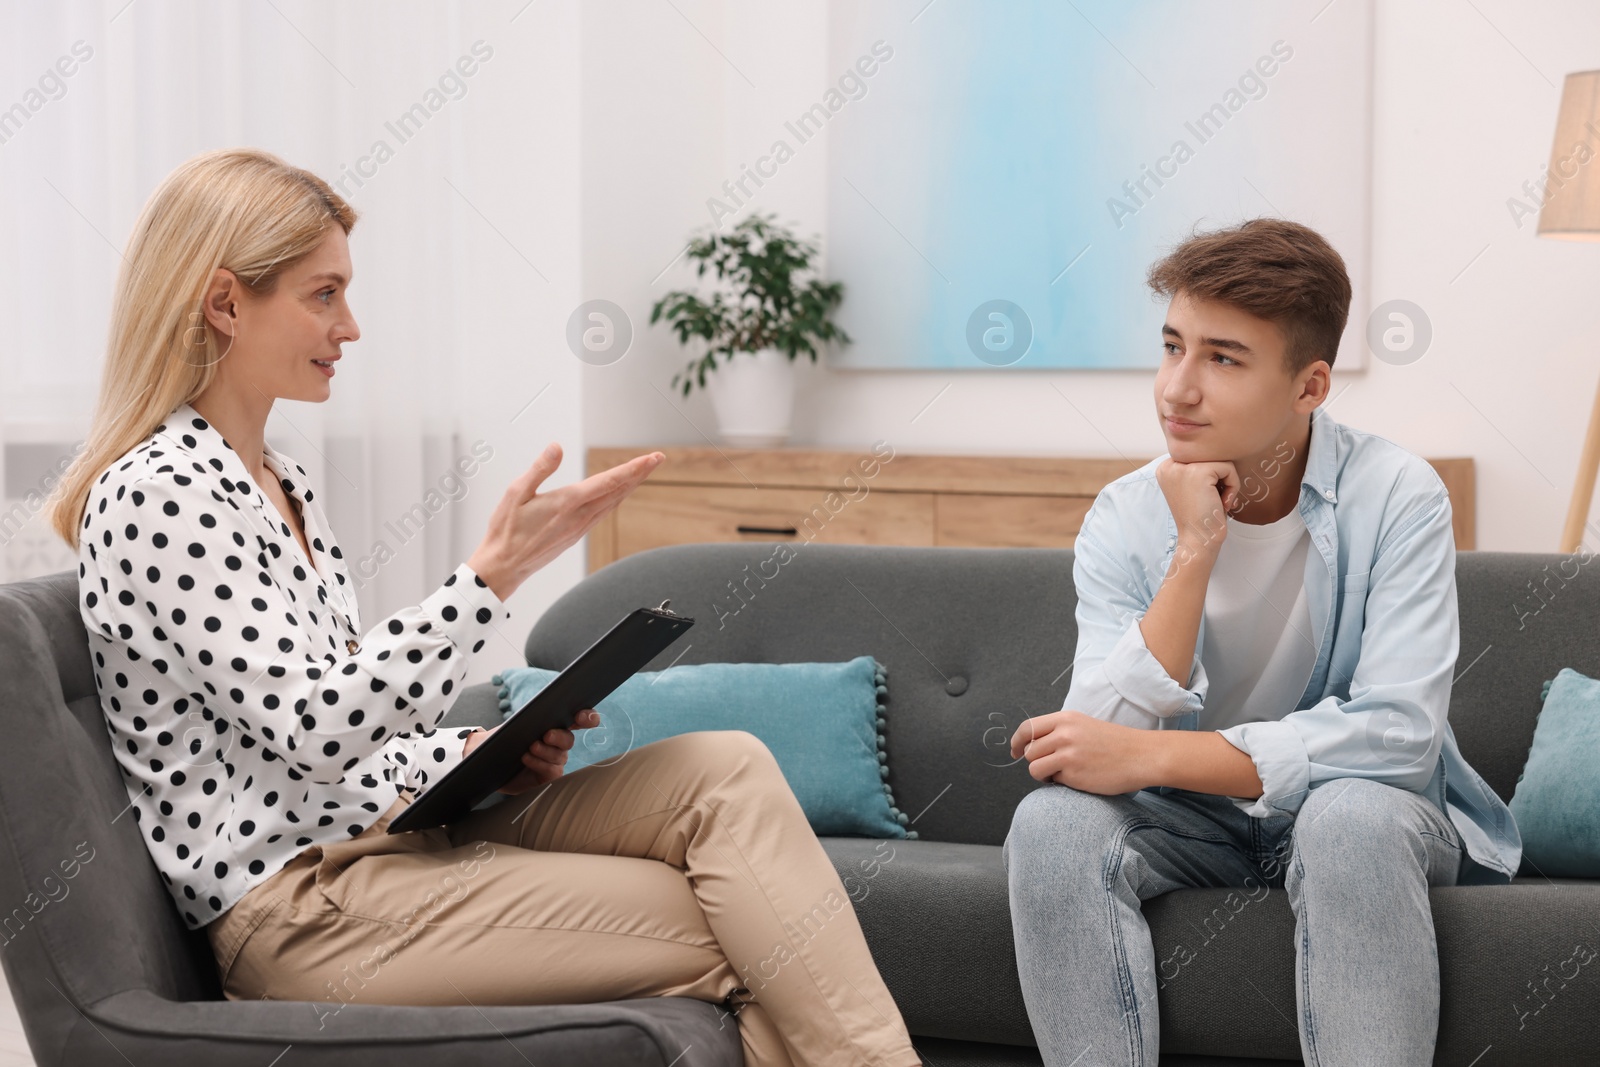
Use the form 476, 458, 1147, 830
585, 446, 1476, 572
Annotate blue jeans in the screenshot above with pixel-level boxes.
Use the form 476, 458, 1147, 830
1002, 777, 1466, 1066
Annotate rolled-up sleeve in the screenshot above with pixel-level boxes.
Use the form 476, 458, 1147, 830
1218, 489, 1457, 818
1064, 492, 1210, 728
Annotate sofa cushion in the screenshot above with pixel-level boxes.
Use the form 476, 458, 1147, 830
821, 835, 1600, 1064
820, 837, 1031, 1045
1510, 667, 1600, 876
490, 656, 914, 837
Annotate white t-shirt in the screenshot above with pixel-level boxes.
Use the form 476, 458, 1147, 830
1199, 507, 1318, 733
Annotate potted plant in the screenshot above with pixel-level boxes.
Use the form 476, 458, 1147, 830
650, 213, 850, 447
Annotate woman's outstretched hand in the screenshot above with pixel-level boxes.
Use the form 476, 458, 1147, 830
467, 444, 663, 602
462, 708, 603, 794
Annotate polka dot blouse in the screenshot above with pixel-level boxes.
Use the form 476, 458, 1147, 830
77, 402, 510, 930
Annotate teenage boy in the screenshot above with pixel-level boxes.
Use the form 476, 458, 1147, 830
1002, 218, 1521, 1067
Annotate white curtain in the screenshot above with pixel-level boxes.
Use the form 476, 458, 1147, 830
0, 0, 587, 684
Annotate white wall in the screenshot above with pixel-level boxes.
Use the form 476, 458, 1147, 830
0, 0, 585, 691
436, 0, 586, 683
580, 0, 1600, 553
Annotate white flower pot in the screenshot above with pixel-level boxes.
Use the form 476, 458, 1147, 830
704, 348, 796, 448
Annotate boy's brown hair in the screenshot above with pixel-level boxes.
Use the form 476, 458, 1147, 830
1146, 217, 1351, 376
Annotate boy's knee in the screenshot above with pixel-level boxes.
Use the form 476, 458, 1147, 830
1007, 784, 1119, 862
1292, 778, 1424, 862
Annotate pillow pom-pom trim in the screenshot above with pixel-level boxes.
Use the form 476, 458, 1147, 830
874, 660, 917, 840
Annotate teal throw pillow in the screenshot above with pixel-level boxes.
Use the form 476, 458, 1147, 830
1509, 666, 1600, 877
491, 655, 914, 839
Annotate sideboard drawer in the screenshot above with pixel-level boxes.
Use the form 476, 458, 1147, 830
613, 484, 936, 558
586, 448, 1475, 571
935, 493, 1094, 548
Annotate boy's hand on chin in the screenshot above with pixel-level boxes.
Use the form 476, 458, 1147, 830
1009, 710, 1155, 794
1156, 457, 1245, 553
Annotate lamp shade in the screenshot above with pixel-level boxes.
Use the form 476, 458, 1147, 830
1538, 69, 1600, 240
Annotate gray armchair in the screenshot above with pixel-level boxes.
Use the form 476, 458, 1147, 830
0, 570, 740, 1066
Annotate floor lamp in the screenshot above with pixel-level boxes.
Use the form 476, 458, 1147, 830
1541, 70, 1600, 553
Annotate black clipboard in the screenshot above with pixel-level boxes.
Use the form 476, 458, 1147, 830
386, 600, 694, 834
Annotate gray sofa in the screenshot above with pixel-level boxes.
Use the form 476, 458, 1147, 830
3, 543, 1596, 1065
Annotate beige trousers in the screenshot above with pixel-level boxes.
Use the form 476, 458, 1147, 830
205, 729, 922, 1067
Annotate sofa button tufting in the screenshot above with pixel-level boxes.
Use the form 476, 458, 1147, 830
945, 675, 968, 696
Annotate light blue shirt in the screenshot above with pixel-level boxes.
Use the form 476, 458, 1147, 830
1063, 406, 1521, 883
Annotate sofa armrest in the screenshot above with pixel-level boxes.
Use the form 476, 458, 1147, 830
79, 988, 744, 1065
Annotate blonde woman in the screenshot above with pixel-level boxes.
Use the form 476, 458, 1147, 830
50, 147, 922, 1067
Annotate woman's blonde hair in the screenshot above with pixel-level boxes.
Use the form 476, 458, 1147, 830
47, 147, 358, 550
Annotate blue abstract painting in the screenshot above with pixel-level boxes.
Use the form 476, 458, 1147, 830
825, 0, 1373, 370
